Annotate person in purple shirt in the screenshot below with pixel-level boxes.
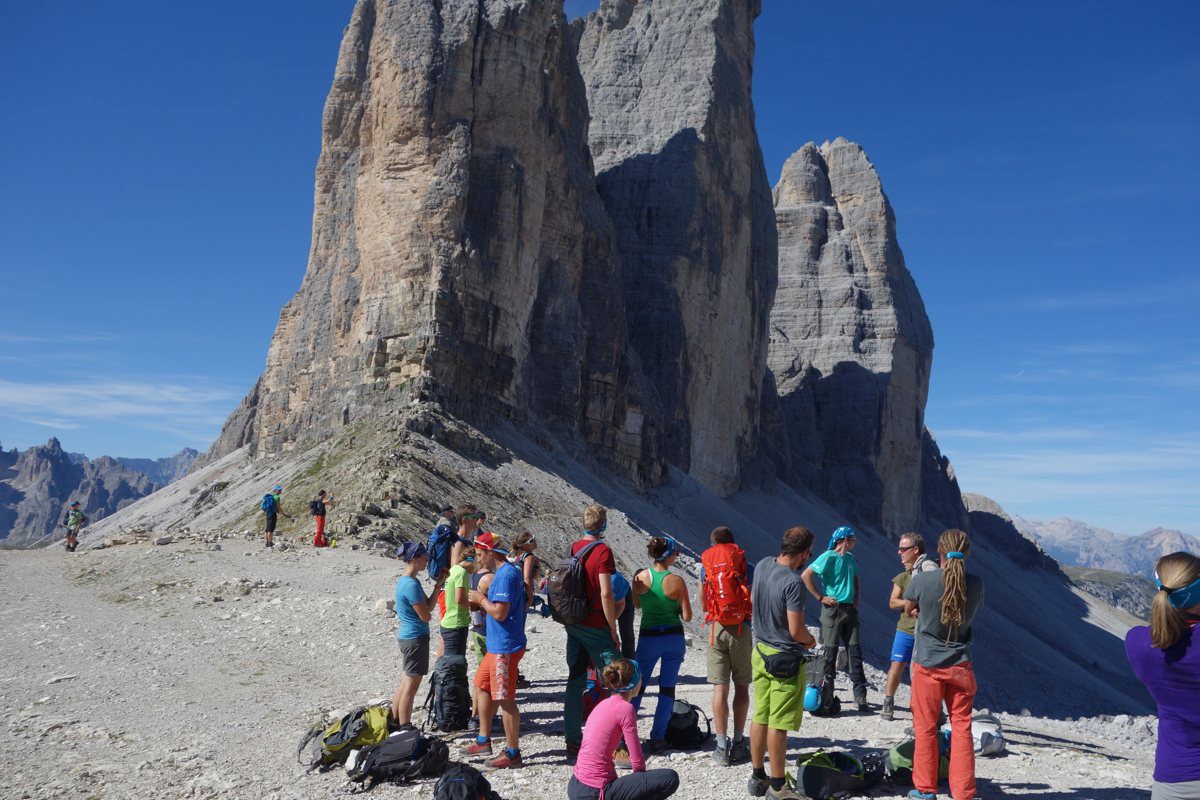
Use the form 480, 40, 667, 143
1125, 551, 1200, 800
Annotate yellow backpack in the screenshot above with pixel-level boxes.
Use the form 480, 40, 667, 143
298, 704, 390, 770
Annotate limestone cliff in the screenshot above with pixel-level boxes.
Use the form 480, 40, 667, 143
767, 140, 935, 534
573, 0, 778, 495
207, 0, 662, 484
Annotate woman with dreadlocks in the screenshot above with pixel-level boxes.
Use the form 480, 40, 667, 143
902, 529, 986, 800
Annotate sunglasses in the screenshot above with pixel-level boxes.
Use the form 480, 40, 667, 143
897, 545, 918, 552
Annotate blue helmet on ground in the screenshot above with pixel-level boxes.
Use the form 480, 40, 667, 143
804, 684, 822, 712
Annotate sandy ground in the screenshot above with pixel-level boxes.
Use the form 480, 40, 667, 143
0, 540, 1156, 799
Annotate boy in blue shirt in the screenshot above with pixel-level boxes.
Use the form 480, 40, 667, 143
801, 526, 868, 711
391, 542, 445, 727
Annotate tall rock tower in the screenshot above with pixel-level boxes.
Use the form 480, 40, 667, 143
767, 140, 934, 534
207, 0, 662, 484
573, 0, 778, 496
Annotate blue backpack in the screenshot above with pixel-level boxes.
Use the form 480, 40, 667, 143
427, 521, 455, 580
261, 494, 277, 513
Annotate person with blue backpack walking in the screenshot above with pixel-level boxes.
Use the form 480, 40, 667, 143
260, 485, 293, 549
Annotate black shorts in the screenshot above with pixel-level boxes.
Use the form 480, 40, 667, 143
264, 514, 278, 533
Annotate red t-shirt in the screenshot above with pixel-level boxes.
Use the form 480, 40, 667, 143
571, 538, 617, 628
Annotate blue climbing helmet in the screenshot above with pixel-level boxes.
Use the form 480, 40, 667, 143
828, 525, 857, 550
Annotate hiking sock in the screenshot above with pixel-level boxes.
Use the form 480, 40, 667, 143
505, 747, 520, 758
769, 777, 785, 791
716, 734, 729, 751
476, 736, 490, 745
752, 767, 768, 781
733, 731, 745, 744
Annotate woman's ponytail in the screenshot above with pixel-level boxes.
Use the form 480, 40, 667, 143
1150, 552, 1200, 649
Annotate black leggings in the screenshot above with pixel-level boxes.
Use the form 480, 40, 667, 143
568, 771, 680, 800
618, 600, 637, 659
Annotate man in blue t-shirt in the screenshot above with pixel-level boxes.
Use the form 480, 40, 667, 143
801, 526, 868, 711
465, 535, 526, 769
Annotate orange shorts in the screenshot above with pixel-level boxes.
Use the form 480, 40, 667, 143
474, 649, 525, 701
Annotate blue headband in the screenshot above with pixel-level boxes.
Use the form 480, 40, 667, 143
1156, 574, 1200, 610
616, 659, 643, 693
946, 551, 965, 560
828, 526, 856, 550
587, 521, 608, 538
659, 536, 678, 560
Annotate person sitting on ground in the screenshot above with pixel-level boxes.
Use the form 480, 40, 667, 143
630, 535, 692, 756
1126, 551, 1200, 800
564, 504, 622, 763
883, 531, 937, 721
701, 525, 754, 766
310, 490, 334, 547
467, 532, 497, 733
391, 541, 446, 728
569, 658, 681, 800
801, 526, 869, 711
438, 547, 477, 659
748, 526, 818, 800
63, 501, 87, 552
903, 529, 985, 800
465, 535, 527, 769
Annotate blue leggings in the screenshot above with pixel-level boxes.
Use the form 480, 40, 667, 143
633, 631, 686, 740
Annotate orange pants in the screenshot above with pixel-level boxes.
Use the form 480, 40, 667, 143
313, 515, 327, 547
911, 661, 976, 799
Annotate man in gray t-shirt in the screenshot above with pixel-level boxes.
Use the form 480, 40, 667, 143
752, 557, 810, 654
903, 569, 985, 668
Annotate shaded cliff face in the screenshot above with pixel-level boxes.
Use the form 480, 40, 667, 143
767, 140, 935, 534
0, 439, 157, 546
572, 0, 778, 496
207, 0, 661, 484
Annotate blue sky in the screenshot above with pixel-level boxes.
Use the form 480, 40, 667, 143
1, 2, 1196, 536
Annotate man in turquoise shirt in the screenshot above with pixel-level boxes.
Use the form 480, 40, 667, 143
801, 526, 868, 711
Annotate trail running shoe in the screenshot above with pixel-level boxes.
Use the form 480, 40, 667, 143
765, 784, 801, 800
729, 738, 750, 764
881, 697, 895, 721
713, 742, 731, 766
643, 738, 669, 756
747, 775, 769, 797
488, 749, 523, 769
908, 791, 937, 800
463, 738, 493, 757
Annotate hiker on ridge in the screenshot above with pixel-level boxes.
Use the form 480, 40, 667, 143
62, 501, 86, 552
569, 658, 681, 800
700, 526, 754, 766
391, 541, 446, 728
748, 526, 818, 800
465, 534, 527, 769
310, 489, 334, 547
630, 535, 692, 756
801, 525, 869, 711
563, 504, 622, 764
1125, 551, 1200, 800
883, 532, 938, 721
903, 528, 985, 800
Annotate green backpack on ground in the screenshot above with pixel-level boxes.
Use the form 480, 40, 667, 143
885, 733, 950, 787
794, 749, 875, 799
297, 705, 391, 770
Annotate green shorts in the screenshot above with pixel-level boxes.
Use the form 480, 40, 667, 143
751, 642, 805, 731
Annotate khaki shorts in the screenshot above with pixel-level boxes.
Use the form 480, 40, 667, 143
707, 622, 753, 685
751, 642, 805, 731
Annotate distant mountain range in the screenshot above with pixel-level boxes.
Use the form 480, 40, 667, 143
1013, 515, 1200, 579
0, 439, 197, 547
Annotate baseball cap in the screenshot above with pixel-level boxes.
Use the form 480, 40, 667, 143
473, 531, 507, 555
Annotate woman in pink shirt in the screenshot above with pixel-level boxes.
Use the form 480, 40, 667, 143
569, 659, 680, 800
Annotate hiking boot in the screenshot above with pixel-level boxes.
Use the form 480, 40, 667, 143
881, 697, 895, 721
467, 716, 480, 733
488, 749, 523, 769
747, 775, 769, 797
613, 745, 632, 769
565, 740, 581, 764
516, 673, 532, 689
907, 791, 938, 800
463, 738, 493, 757
729, 739, 750, 763
855, 695, 870, 713
765, 784, 801, 800
643, 738, 669, 756
713, 742, 730, 766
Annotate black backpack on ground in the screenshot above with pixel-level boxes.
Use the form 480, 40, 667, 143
545, 540, 602, 625
808, 677, 842, 718
345, 728, 449, 789
426, 654, 471, 733
795, 749, 878, 800
433, 763, 503, 800
664, 699, 712, 750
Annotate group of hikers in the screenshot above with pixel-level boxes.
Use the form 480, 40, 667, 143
256, 485, 336, 549
385, 503, 991, 800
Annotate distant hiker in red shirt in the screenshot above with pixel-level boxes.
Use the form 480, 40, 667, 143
310, 490, 334, 547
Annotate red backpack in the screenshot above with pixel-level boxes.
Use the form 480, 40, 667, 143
701, 543, 751, 635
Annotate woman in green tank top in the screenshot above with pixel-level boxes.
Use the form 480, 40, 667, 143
631, 535, 692, 752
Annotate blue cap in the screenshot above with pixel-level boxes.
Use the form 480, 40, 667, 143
828, 526, 857, 550
272, 485, 283, 493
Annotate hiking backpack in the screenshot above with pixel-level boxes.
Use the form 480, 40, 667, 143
663, 699, 712, 750
427, 519, 456, 580
425, 654, 471, 733
297, 704, 390, 770
309, 499, 322, 515
804, 677, 841, 718
794, 749, 879, 800
345, 728, 449, 788
545, 540, 602, 625
433, 763, 503, 800
260, 494, 277, 514
885, 732, 950, 787
942, 713, 1007, 757
701, 543, 752, 631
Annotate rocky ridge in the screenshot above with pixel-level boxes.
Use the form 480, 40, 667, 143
1014, 515, 1200, 578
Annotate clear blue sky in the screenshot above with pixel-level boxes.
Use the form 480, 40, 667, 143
1, 2, 1196, 536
